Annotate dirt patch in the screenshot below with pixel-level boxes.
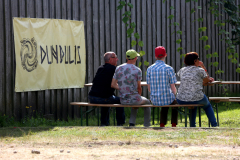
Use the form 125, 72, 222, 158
1, 141, 239, 160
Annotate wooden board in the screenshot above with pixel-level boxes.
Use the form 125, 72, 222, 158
70, 102, 204, 108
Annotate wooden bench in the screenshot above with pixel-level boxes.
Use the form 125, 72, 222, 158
209, 97, 240, 127
70, 102, 205, 127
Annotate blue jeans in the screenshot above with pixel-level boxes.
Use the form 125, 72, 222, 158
88, 95, 125, 126
177, 95, 217, 127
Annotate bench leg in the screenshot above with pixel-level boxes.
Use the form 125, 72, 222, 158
199, 107, 201, 127
80, 106, 83, 126
113, 107, 116, 126
184, 108, 187, 127
86, 106, 88, 126
152, 107, 155, 125
216, 103, 219, 127
97, 107, 100, 126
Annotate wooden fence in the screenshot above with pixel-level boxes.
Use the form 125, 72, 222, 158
0, 0, 239, 121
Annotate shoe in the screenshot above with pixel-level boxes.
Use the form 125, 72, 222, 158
129, 123, 135, 127
160, 123, 165, 127
172, 123, 177, 127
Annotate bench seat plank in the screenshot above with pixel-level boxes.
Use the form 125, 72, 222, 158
70, 102, 204, 108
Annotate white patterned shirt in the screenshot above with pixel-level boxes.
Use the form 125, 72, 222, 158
176, 66, 208, 101
113, 63, 142, 104
146, 60, 177, 106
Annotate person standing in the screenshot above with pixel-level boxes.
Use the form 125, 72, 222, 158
111, 49, 151, 127
147, 46, 178, 127
88, 52, 125, 126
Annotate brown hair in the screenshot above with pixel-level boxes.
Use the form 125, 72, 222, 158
184, 52, 199, 66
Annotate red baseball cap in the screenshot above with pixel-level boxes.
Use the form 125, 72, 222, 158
155, 46, 166, 58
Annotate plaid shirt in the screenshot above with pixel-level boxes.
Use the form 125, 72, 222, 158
146, 60, 177, 106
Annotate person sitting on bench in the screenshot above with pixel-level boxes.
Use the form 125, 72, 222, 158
147, 46, 178, 127
88, 52, 125, 126
176, 52, 218, 127
111, 49, 151, 127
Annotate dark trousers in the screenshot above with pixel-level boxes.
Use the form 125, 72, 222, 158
88, 95, 125, 126
160, 101, 178, 125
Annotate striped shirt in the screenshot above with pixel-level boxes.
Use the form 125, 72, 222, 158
146, 60, 177, 106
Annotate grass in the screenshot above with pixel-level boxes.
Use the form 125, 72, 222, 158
0, 101, 240, 128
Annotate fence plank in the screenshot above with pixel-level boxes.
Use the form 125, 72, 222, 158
80, 0, 88, 108
35, 0, 45, 118
170, 0, 176, 70
67, 0, 73, 119
166, 0, 171, 65
141, 0, 147, 98
175, 0, 180, 72
73, 0, 81, 118
0, 0, 5, 115
147, 0, 152, 66
11, 0, 21, 120
180, 0, 186, 72
5, 0, 13, 117
116, 0, 122, 63
61, 0, 68, 121
151, 0, 155, 65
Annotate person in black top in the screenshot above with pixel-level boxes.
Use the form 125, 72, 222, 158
88, 52, 125, 126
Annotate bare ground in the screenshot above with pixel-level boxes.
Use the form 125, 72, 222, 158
1, 141, 240, 160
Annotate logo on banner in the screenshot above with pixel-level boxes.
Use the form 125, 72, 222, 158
20, 37, 38, 72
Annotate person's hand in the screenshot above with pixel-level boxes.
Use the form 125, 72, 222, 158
198, 61, 204, 67
209, 77, 214, 82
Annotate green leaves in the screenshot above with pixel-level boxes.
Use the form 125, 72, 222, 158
117, 1, 126, 10
199, 36, 208, 41
176, 30, 182, 35
122, 16, 129, 24
176, 39, 182, 44
212, 52, 218, 57
170, 6, 174, 10
174, 22, 179, 26
236, 68, 240, 73
130, 22, 136, 28
198, 27, 207, 32
138, 62, 142, 68
206, 54, 212, 59
197, 18, 203, 22
127, 2, 133, 8
215, 69, 224, 74
119, 1, 126, 5
180, 54, 186, 58
138, 41, 144, 47
139, 51, 145, 56
144, 60, 149, 66
213, 62, 219, 67
204, 45, 210, 50
134, 33, 140, 39
131, 40, 136, 47
177, 47, 183, 52
231, 58, 238, 64
234, 53, 239, 58
228, 54, 233, 59
191, 8, 195, 14
127, 28, 134, 37
168, 15, 174, 20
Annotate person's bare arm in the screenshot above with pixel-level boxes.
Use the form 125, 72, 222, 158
170, 84, 177, 96
111, 78, 119, 90
147, 84, 150, 92
199, 61, 214, 82
137, 81, 142, 95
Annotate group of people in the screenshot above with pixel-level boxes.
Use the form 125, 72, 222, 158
88, 46, 218, 127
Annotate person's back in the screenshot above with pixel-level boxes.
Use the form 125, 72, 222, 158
111, 49, 151, 127
147, 62, 176, 106
147, 46, 178, 127
114, 63, 142, 104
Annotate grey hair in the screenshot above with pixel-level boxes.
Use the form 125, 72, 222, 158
104, 52, 115, 62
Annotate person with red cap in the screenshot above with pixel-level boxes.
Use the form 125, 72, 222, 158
146, 46, 178, 127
